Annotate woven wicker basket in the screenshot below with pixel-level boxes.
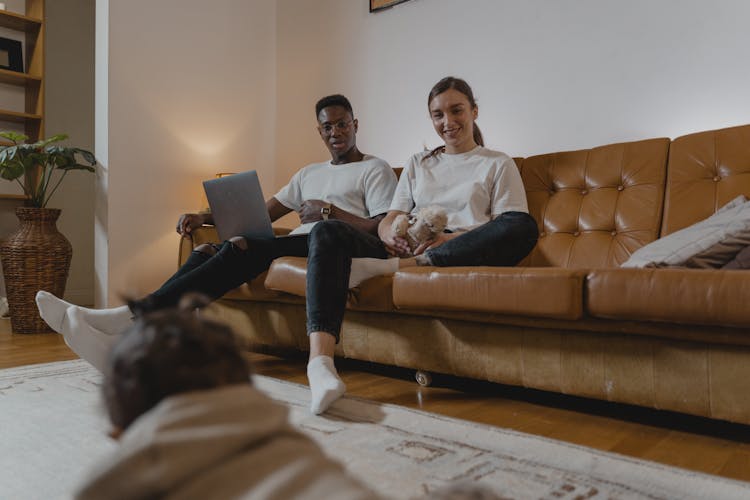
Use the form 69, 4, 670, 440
0, 207, 72, 333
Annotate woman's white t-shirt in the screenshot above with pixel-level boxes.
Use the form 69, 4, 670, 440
389, 146, 528, 231
275, 155, 397, 235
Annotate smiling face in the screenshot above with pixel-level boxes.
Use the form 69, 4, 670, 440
429, 88, 479, 154
317, 105, 359, 164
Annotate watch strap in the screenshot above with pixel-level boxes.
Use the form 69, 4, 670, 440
320, 203, 332, 221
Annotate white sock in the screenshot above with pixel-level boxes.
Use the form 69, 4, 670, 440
59, 307, 120, 373
74, 304, 133, 336
36, 290, 133, 336
35, 290, 72, 332
348, 257, 400, 288
307, 355, 346, 415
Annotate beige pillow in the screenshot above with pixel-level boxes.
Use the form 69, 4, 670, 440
622, 195, 750, 268
682, 233, 750, 268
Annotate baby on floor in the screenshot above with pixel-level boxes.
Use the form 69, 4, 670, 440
65, 294, 499, 499
77, 295, 380, 500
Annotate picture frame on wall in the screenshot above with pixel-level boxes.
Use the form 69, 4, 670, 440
370, 0, 412, 13
0, 37, 22, 73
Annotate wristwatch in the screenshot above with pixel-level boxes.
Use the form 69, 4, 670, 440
320, 203, 332, 221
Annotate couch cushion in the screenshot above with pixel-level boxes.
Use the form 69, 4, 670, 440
392, 267, 586, 320
587, 268, 750, 327
264, 256, 395, 311
265, 257, 308, 296
522, 138, 669, 268
221, 272, 294, 302
662, 124, 750, 236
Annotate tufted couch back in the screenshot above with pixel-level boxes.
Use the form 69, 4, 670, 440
661, 124, 750, 237
520, 138, 670, 268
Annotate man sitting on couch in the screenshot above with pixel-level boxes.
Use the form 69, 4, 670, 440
36, 94, 398, 406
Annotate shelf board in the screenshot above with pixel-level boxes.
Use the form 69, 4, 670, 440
0, 193, 28, 201
0, 10, 43, 31
0, 68, 41, 86
0, 109, 43, 123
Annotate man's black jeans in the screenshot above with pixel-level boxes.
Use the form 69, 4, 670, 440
132, 234, 310, 313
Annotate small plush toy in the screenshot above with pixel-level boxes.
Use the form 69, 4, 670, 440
391, 205, 448, 255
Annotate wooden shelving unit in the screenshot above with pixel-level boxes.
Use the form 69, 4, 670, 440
0, 1, 44, 199
0, 109, 42, 123
0, 193, 28, 200
0, 9, 42, 31
0, 0, 44, 141
0, 67, 42, 86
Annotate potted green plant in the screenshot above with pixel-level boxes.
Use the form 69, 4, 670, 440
0, 132, 97, 333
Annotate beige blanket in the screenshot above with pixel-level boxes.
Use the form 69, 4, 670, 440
77, 384, 380, 500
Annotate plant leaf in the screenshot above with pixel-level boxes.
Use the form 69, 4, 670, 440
34, 134, 68, 149
0, 132, 96, 207
0, 131, 28, 144
0, 162, 25, 180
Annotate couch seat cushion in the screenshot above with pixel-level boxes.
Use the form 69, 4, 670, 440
392, 267, 586, 320
220, 271, 296, 302
264, 257, 395, 312
587, 268, 750, 327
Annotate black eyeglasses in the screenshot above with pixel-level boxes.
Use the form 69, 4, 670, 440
319, 120, 353, 135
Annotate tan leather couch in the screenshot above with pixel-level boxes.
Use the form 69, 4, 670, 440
182, 124, 750, 425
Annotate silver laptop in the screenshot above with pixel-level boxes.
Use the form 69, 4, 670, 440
202, 170, 275, 241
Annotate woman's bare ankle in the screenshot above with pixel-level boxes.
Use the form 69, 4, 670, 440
308, 331, 336, 359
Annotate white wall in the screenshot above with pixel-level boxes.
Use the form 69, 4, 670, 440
100, 0, 276, 304
46, 0, 96, 305
274, 0, 750, 184
98, 0, 750, 304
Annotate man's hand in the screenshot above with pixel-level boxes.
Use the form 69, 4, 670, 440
176, 213, 207, 237
299, 200, 331, 224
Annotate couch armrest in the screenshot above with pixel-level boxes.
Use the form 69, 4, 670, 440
177, 225, 294, 267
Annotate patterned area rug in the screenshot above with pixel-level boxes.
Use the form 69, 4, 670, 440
1, 360, 749, 499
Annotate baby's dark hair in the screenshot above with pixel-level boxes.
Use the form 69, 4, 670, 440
103, 295, 251, 431
315, 94, 354, 119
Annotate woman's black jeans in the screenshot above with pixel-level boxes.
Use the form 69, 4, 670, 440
306, 211, 538, 342
131, 234, 310, 313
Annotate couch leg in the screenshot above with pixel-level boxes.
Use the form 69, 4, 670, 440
415, 370, 432, 387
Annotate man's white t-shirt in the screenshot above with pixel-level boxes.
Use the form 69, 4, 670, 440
275, 155, 396, 235
389, 146, 528, 232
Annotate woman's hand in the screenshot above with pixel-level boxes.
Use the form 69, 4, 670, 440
378, 210, 411, 257
381, 230, 411, 257
176, 213, 207, 237
413, 232, 459, 255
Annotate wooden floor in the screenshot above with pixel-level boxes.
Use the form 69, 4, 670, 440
2, 318, 749, 483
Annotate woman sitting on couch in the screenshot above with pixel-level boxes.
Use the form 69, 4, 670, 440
305, 76, 539, 414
